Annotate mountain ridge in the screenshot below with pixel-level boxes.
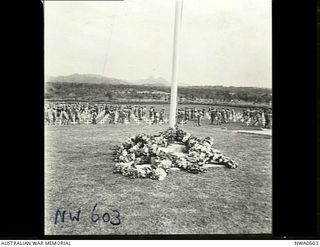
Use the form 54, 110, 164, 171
46, 73, 271, 89
133, 76, 170, 86
47, 73, 130, 85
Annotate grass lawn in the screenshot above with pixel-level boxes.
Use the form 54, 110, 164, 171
45, 123, 272, 235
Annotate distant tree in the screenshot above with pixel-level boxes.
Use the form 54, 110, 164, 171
105, 91, 113, 99
137, 94, 143, 102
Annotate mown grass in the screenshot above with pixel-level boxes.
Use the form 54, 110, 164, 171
45, 123, 271, 235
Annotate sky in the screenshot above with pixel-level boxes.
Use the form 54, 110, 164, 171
44, 0, 272, 88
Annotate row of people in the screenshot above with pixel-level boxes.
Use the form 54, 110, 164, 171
240, 108, 272, 128
44, 103, 168, 125
44, 103, 272, 128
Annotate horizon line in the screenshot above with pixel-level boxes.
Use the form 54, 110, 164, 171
46, 73, 272, 89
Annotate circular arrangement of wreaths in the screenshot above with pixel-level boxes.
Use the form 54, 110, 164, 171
112, 126, 238, 180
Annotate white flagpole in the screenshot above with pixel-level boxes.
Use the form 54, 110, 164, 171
169, 0, 183, 127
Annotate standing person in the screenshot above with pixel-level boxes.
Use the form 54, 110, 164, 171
142, 106, 147, 119
91, 109, 97, 124
193, 109, 202, 127
105, 104, 109, 115
210, 108, 216, 125
193, 110, 199, 126
244, 109, 250, 126
191, 107, 195, 120
56, 104, 62, 119
249, 108, 254, 125
181, 108, 186, 123
104, 104, 110, 120
226, 109, 230, 123
79, 104, 85, 114
94, 104, 99, 115
260, 109, 266, 127
184, 107, 189, 122
51, 105, 57, 125
199, 109, 204, 126
241, 109, 245, 122
217, 110, 222, 125
119, 109, 125, 124
220, 108, 224, 123
127, 106, 132, 122
250, 110, 258, 126
84, 103, 89, 115
221, 108, 227, 123
229, 109, 233, 122
114, 106, 119, 123
100, 104, 104, 114
61, 108, 68, 125
177, 109, 181, 124
44, 105, 50, 125
138, 107, 143, 120
179, 109, 183, 123
243, 108, 250, 126
188, 107, 192, 120
133, 105, 138, 119
66, 105, 73, 125
74, 105, 81, 125
117, 108, 122, 124
153, 111, 160, 124
123, 109, 128, 124
109, 109, 115, 124
159, 108, 165, 123
149, 107, 154, 120
264, 109, 271, 128
231, 109, 236, 122
268, 112, 272, 129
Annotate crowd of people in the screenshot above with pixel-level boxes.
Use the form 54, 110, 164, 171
208, 107, 272, 128
44, 102, 272, 128
44, 103, 168, 126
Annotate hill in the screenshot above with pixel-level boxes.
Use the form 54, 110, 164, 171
133, 76, 170, 87
47, 73, 130, 85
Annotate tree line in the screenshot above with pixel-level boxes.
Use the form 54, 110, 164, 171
45, 82, 272, 105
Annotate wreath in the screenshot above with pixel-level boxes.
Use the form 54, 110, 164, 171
112, 126, 238, 180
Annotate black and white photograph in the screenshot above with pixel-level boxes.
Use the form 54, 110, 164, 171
44, 0, 272, 235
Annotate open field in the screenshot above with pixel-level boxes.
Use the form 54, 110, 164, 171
45, 123, 272, 235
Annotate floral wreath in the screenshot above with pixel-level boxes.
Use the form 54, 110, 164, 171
112, 126, 238, 180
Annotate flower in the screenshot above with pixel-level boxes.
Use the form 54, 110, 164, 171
199, 152, 206, 160
112, 126, 238, 180
158, 159, 172, 170
129, 153, 135, 161
151, 168, 167, 181
176, 157, 188, 169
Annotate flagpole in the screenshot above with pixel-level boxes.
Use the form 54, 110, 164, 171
169, 0, 183, 127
